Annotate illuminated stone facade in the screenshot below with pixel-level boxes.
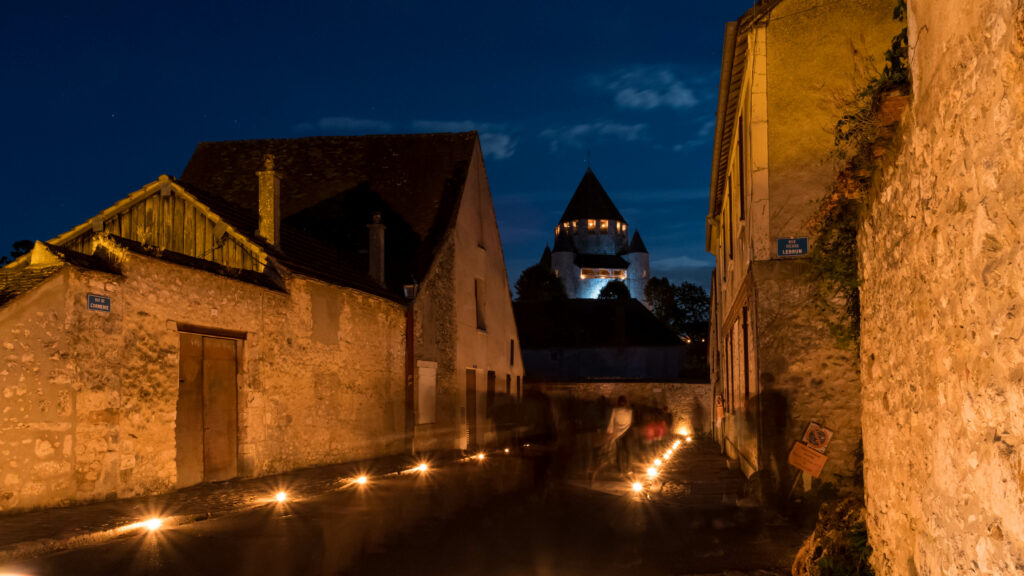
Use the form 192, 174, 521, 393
549, 169, 649, 304
859, 1, 1024, 573
0, 132, 523, 512
705, 0, 899, 497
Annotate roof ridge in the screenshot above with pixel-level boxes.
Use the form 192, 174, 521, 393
558, 169, 626, 224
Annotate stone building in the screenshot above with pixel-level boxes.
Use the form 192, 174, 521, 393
514, 298, 710, 437
858, 1, 1024, 573
0, 132, 523, 512
704, 0, 900, 496
549, 169, 650, 304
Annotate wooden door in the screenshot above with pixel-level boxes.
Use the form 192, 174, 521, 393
176, 333, 205, 487
202, 336, 238, 482
176, 333, 238, 486
465, 369, 477, 451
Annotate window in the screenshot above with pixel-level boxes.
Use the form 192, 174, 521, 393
505, 374, 511, 395
742, 307, 750, 402
510, 339, 515, 366
486, 371, 496, 415
416, 361, 437, 424
474, 278, 486, 331
587, 219, 596, 231
738, 116, 746, 221
599, 219, 609, 233
727, 180, 734, 261
572, 220, 578, 231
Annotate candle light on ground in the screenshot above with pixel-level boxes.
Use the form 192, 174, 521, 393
356, 475, 368, 485
275, 491, 288, 503
631, 482, 644, 493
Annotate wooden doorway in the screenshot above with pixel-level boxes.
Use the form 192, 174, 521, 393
177, 333, 239, 486
465, 369, 477, 451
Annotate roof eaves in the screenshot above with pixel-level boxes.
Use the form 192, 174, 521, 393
708, 0, 784, 228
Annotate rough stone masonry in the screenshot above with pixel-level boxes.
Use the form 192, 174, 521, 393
859, 0, 1024, 573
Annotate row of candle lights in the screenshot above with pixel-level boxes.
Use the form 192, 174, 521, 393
129, 447, 510, 533
630, 434, 692, 495
129, 435, 692, 533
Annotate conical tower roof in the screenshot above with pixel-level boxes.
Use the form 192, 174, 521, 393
558, 168, 626, 223
628, 230, 648, 254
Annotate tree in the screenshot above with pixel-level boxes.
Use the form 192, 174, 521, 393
0, 240, 32, 266
514, 263, 567, 302
644, 277, 710, 343
597, 280, 631, 300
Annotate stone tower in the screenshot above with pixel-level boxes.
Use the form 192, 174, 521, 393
548, 168, 649, 304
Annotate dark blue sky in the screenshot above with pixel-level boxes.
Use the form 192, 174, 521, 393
1, 1, 753, 289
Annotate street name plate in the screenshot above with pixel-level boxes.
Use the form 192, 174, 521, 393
87, 294, 111, 312
777, 237, 808, 257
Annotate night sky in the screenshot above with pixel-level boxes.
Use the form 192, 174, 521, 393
1, 0, 753, 290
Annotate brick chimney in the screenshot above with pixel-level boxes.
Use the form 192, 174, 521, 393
368, 212, 386, 286
256, 154, 281, 247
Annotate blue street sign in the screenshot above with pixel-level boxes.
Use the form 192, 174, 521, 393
777, 237, 808, 257
87, 294, 111, 312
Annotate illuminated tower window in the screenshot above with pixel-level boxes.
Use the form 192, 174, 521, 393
587, 219, 596, 231
600, 220, 609, 233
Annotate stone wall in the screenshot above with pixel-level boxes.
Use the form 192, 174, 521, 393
859, 1, 1024, 573
535, 380, 712, 437
412, 233, 458, 452
0, 248, 407, 513
753, 260, 863, 489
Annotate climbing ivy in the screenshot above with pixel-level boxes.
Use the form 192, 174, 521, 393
809, 0, 908, 350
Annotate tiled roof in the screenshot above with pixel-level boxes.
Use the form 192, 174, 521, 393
513, 299, 682, 348
0, 265, 64, 308
558, 168, 626, 224
574, 253, 629, 269
0, 244, 121, 308
179, 133, 478, 293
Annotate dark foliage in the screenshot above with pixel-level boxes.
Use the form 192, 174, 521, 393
644, 277, 709, 343
0, 240, 33, 266
597, 280, 630, 300
514, 263, 567, 302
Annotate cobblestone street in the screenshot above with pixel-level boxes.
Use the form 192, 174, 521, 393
0, 439, 809, 575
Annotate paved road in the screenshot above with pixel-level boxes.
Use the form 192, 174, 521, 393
2, 440, 808, 575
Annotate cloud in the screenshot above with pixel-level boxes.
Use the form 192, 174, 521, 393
412, 120, 516, 160
539, 122, 647, 152
602, 66, 699, 110
293, 116, 393, 133
697, 118, 716, 137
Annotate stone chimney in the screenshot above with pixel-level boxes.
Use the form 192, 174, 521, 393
256, 154, 281, 247
368, 211, 386, 286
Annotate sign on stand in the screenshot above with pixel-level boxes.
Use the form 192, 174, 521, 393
788, 422, 835, 478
